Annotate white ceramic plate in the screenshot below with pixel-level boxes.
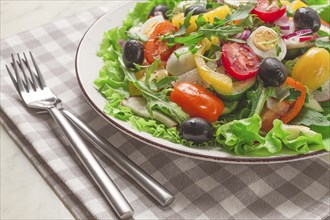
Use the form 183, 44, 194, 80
75, 2, 327, 164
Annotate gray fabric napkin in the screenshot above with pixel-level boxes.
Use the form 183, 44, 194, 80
1, 6, 329, 220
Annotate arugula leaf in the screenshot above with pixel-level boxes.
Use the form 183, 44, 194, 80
227, 3, 256, 21
284, 88, 301, 103
199, 25, 244, 40
290, 107, 330, 127
320, 100, 330, 116
118, 57, 189, 123
145, 59, 160, 85
163, 2, 255, 47
315, 39, 330, 53
247, 83, 273, 116
284, 58, 299, 76
317, 30, 330, 37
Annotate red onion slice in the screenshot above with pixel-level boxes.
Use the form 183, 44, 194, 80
282, 29, 313, 39
280, 25, 290, 30
240, 30, 251, 41
118, 39, 125, 47
299, 34, 318, 42
233, 30, 251, 41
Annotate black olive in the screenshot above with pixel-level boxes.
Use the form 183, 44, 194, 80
122, 40, 144, 68
184, 5, 207, 16
294, 7, 321, 32
179, 117, 214, 144
149, 4, 169, 19
258, 58, 287, 87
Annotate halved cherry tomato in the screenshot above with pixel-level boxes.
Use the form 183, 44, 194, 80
251, 0, 286, 23
144, 21, 180, 64
221, 43, 259, 81
170, 82, 224, 122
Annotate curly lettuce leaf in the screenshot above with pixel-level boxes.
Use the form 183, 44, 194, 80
129, 116, 187, 144
216, 114, 265, 154
311, 125, 330, 151
268, 120, 325, 154
215, 115, 328, 155
123, 0, 181, 28
94, 0, 189, 144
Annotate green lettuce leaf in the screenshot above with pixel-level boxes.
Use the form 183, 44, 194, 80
123, 0, 181, 28
129, 116, 194, 145
216, 114, 265, 154
268, 120, 325, 154
311, 125, 330, 151
215, 115, 328, 155
310, 4, 330, 23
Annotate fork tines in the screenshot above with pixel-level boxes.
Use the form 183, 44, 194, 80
6, 52, 46, 93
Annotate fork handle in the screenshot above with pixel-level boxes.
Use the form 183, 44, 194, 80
47, 107, 133, 219
62, 110, 175, 206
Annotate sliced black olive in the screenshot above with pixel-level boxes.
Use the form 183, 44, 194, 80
184, 5, 207, 16
294, 7, 321, 32
122, 40, 144, 68
179, 117, 214, 144
149, 4, 169, 19
258, 57, 287, 87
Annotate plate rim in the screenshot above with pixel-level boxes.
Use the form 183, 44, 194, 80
75, 2, 328, 164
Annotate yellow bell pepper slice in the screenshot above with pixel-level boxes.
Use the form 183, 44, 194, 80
194, 38, 233, 95
292, 47, 330, 91
172, 5, 231, 34
281, 0, 307, 12
128, 70, 145, 96
291, 0, 308, 11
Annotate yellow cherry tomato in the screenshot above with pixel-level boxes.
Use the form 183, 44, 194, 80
172, 5, 231, 34
292, 47, 330, 91
194, 38, 233, 95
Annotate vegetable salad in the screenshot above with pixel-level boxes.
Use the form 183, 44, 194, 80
95, 0, 330, 156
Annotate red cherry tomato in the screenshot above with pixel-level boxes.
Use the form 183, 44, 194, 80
251, 0, 286, 23
170, 82, 224, 122
144, 21, 179, 64
221, 43, 259, 80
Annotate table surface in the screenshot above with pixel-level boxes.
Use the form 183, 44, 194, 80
0, 1, 121, 219
1, 1, 329, 219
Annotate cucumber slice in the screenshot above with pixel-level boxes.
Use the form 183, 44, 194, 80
304, 94, 324, 112
284, 47, 309, 60
122, 97, 178, 127
222, 101, 239, 115
214, 76, 257, 101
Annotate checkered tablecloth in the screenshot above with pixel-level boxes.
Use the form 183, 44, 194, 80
1, 5, 329, 220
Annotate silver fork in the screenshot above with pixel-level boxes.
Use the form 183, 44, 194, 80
6, 52, 134, 219
7, 52, 175, 208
